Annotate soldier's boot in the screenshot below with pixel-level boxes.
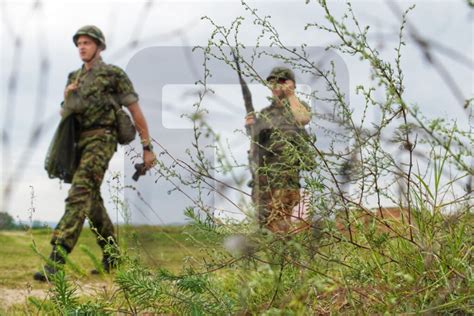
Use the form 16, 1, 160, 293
91, 252, 119, 275
91, 238, 120, 275
33, 245, 68, 282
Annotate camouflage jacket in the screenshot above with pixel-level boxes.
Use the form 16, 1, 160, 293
254, 99, 312, 189
64, 57, 139, 131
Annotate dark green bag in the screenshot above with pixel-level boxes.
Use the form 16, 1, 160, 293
45, 81, 84, 182
109, 96, 136, 145
44, 114, 79, 183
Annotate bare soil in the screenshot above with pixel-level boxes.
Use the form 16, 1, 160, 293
0, 281, 113, 309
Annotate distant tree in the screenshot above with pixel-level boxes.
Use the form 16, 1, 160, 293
31, 220, 48, 229
0, 212, 17, 230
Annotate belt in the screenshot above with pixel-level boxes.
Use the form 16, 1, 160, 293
80, 128, 112, 138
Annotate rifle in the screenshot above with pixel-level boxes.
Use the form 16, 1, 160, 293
231, 51, 258, 187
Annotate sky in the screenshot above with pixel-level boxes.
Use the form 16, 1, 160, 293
1, 0, 472, 225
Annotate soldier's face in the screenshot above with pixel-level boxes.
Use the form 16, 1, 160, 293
76, 35, 99, 62
270, 78, 294, 99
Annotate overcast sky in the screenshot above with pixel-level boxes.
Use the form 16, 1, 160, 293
1, 0, 472, 225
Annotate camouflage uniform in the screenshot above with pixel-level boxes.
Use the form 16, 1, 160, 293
51, 57, 138, 252
253, 99, 311, 233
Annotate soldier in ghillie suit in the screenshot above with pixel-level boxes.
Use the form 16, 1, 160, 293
34, 25, 156, 281
245, 67, 312, 234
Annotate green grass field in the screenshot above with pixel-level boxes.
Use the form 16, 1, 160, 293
0, 225, 208, 312
1, 215, 471, 314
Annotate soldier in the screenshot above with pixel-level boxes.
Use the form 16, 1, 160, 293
245, 67, 312, 234
34, 25, 156, 281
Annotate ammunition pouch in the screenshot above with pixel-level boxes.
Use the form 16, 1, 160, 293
109, 96, 136, 145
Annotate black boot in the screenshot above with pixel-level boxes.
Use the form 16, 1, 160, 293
91, 236, 120, 275
33, 245, 68, 282
91, 253, 119, 275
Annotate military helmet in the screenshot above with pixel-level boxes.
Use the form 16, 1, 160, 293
73, 25, 106, 50
266, 67, 296, 83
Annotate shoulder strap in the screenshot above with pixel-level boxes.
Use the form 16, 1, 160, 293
108, 94, 122, 112
73, 68, 85, 87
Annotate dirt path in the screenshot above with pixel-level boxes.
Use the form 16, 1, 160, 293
0, 281, 113, 310
0, 287, 48, 309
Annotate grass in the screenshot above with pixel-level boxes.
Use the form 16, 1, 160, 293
0, 225, 210, 312
1, 213, 471, 314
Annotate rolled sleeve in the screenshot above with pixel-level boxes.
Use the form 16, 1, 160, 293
120, 92, 139, 106
112, 66, 139, 106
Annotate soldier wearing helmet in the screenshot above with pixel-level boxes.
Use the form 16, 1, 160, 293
73, 25, 107, 50
245, 66, 312, 234
34, 25, 156, 281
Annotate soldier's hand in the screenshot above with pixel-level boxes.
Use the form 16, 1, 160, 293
245, 113, 256, 126
143, 150, 156, 170
64, 83, 78, 98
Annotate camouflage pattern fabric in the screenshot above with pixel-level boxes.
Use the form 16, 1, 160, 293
252, 99, 311, 230
253, 173, 301, 233
51, 57, 138, 251
73, 25, 107, 50
65, 57, 138, 131
263, 188, 300, 233
266, 67, 296, 83
254, 99, 311, 188
51, 133, 117, 251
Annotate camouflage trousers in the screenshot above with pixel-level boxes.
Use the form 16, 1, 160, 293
253, 176, 300, 233
51, 133, 117, 252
